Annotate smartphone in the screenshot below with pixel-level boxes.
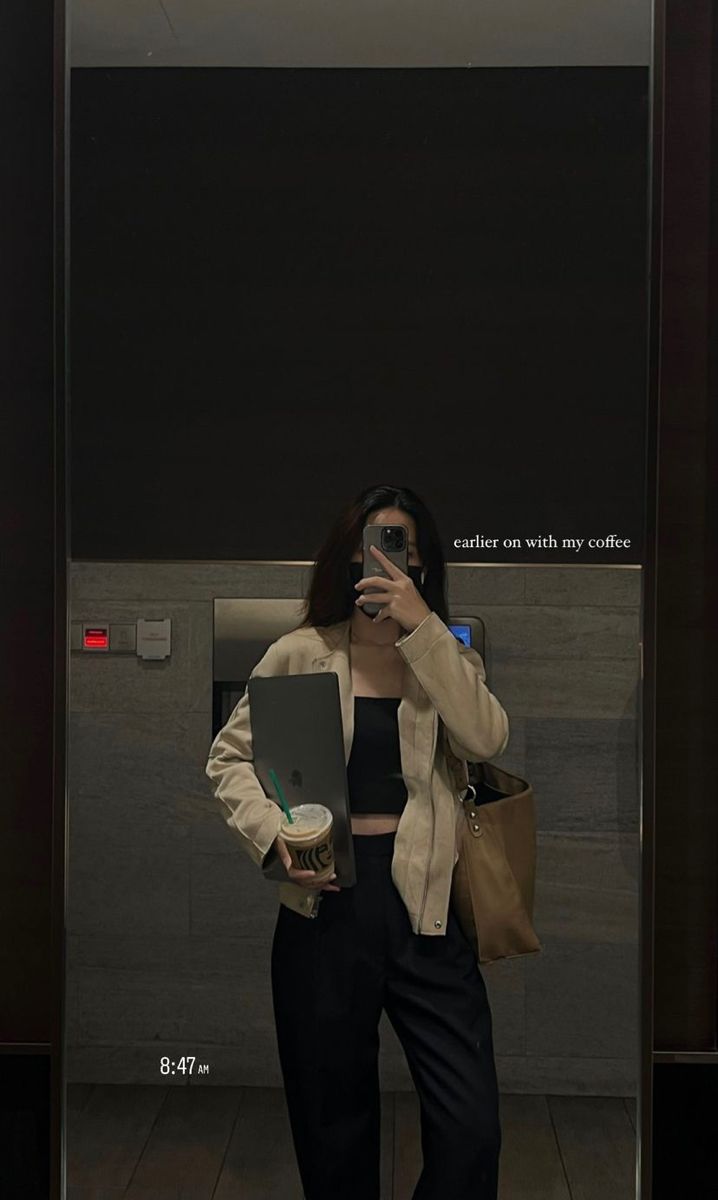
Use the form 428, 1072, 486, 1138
361, 524, 409, 616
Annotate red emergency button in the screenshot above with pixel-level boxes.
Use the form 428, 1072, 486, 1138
83, 626, 109, 650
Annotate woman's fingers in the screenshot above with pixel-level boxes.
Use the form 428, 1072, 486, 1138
274, 835, 292, 871
274, 837, 341, 891
287, 866, 339, 891
356, 589, 393, 604
368, 544, 405, 578
355, 575, 397, 591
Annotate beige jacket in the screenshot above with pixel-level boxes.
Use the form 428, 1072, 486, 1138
205, 610, 509, 935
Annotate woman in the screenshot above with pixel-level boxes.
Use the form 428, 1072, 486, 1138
205, 484, 509, 1200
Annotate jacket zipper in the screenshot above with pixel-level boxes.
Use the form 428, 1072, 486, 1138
417, 711, 437, 931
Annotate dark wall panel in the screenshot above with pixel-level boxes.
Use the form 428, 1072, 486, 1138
647, 1, 718, 1195
70, 67, 648, 563
652, 0, 718, 1052
0, 0, 65, 1196
0, 0, 56, 1044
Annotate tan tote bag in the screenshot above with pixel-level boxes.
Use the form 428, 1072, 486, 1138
444, 729, 543, 965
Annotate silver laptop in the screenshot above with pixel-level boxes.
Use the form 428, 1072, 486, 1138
247, 672, 357, 887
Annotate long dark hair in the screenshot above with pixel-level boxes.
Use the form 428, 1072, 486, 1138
297, 484, 449, 629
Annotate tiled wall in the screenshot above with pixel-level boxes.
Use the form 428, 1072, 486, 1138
67, 562, 641, 1095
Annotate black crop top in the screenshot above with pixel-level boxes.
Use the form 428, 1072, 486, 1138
346, 696, 409, 816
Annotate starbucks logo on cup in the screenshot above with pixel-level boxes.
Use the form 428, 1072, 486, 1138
296, 840, 333, 873
281, 803, 335, 882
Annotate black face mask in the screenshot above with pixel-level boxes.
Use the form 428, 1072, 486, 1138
348, 561, 426, 618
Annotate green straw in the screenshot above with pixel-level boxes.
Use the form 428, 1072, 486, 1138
268, 768, 294, 823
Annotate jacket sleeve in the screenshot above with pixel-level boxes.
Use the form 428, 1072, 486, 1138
204, 639, 286, 868
395, 610, 509, 761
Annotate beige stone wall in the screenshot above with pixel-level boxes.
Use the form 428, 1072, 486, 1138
67, 562, 640, 1094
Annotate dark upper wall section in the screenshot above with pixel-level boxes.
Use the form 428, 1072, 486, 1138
70, 68, 648, 562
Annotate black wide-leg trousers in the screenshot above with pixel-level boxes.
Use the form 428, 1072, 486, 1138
271, 830, 501, 1200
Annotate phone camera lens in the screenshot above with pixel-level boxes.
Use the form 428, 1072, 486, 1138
382, 527, 406, 551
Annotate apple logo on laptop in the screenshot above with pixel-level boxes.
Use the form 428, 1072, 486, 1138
289, 769, 303, 790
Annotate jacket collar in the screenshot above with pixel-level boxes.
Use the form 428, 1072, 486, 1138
309, 618, 431, 765
310, 621, 354, 761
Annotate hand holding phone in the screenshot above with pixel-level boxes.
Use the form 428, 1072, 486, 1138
355, 525, 432, 633
361, 524, 409, 616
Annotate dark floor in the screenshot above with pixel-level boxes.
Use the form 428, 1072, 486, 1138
66, 1084, 637, 1199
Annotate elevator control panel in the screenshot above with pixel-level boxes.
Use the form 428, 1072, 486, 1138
71, 619, 171, 660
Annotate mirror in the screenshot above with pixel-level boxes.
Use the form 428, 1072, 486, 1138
65, 6, 650, 1197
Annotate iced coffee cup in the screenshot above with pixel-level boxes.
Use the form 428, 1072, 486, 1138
279, 803, 335, 884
